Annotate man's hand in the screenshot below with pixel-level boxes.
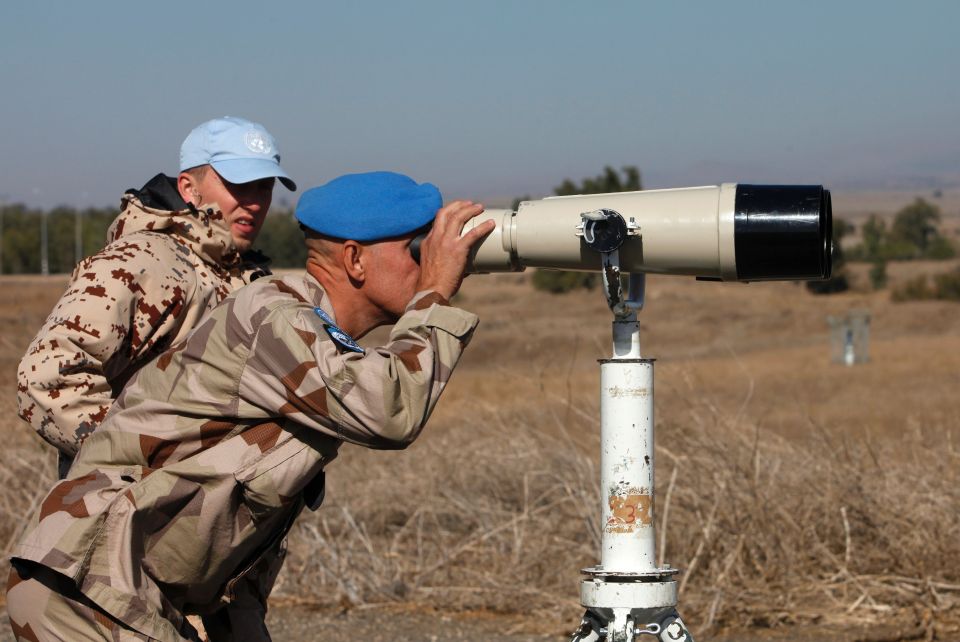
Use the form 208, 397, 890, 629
415, 200, 496, 300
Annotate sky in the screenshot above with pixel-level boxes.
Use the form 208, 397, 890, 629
1, 1, 958, 210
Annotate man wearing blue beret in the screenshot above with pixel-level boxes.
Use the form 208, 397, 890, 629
8, 172, 494, 641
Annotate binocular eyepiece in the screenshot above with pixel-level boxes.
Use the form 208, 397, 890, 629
411, 183, 832, 282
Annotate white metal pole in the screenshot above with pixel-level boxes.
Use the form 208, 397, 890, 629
599, 314, 658, 573
573, 221, 694, 641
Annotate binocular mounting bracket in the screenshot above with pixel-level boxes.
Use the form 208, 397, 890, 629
577, 209, 644, 318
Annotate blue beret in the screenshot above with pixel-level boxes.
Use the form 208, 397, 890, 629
296, 171, 442, 241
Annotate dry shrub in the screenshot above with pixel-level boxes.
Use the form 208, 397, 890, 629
892, 267, 960, 302
0, 439, 56, 581
891, 275, 935, 301
933, 268, 960, 301
279, 401, 600, 615
276, 381, 960, 635
659, 409, 960, 631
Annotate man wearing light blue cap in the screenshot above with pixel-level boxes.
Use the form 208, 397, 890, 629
18, 116, 296, 479
178, 116, 296, 251
180, 116, 296, 190
8, 172, 495, 641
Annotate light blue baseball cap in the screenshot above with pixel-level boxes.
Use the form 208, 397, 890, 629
179, 116, 296, 191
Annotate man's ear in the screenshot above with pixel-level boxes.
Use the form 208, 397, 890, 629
342, 240, 366, 283
177, 172, 201, 207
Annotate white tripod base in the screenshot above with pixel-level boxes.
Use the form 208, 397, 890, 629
571, 578, 694, 641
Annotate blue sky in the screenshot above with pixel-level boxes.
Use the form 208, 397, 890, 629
1, 1, 958, 209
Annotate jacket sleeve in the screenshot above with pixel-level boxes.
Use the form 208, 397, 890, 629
17, 238, 197, 456
239, 291, 478, 449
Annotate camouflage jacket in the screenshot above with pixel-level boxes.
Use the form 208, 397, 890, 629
17, 174, 270, 462
14, 273, 478, 641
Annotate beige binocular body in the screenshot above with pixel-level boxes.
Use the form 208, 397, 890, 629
449, 183, 832, 281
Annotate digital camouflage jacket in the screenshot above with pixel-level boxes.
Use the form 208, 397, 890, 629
17, 174, 270, 464
14, 273, 478, 641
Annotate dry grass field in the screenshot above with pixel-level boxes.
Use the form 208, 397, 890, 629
1, 220, 959, 638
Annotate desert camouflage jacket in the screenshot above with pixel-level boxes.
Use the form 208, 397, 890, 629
14, 273, 478, 641
17, 174, 270, 462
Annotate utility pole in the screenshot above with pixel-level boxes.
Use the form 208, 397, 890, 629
41, 209, 49, 276
0, 194, 6, 276
75, 207, 84, 264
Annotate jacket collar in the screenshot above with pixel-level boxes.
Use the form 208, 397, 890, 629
108, 174, 241, 268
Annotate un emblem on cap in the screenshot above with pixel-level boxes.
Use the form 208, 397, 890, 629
245, 130, 273, 155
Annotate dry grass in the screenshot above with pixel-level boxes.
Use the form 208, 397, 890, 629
2, 268, 959, 638
271, 375, 960, 637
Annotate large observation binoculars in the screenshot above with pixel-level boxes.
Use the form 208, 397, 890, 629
415, 183, 832, 281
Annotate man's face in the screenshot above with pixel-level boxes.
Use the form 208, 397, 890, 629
362, 235, 422, 320
196, 169, 275, 252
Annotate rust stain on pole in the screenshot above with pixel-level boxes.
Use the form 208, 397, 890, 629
605, 490, 654, 533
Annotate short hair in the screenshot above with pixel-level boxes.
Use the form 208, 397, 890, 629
303, 231, 341, 264
182, 165, 210, 182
